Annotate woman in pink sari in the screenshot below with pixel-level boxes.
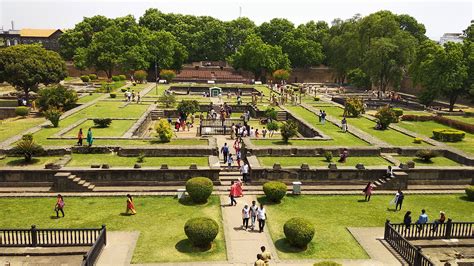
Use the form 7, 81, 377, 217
363, 182, 373, 202
126, 194, 136, 215
234, 179, 243, 197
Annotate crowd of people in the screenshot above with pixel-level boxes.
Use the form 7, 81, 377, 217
123, 89, 141, 104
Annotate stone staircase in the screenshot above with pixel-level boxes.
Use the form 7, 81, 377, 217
150, 110, 165, 120
372, 172, 408, 190
54, 172, 95, 192
276, 111, 287, 121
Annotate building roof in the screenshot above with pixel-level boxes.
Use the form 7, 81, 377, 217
20, 29, 62, 38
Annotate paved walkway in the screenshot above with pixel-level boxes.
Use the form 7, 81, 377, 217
96, 231, 140, 265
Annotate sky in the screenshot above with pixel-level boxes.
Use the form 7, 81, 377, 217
0, 0, 472, 41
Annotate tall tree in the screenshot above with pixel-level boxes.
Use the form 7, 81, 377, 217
281, 32, 324, 68
258, 18, 295, 46
224, 17, 256, 57
0, 45, 67, 102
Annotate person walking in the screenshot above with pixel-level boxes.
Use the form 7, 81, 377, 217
386, 165, 394, 178
229, 181, 237, 206
416, 209, 429, 230
254, 254, 265, 266
432, 211, 446, 231
341, 117, 348, 132
257, 204, 267, 233
395, 190, 404, 211
260, 246, 271, 265
403, 211, 412, 232
221, 143, 229, 164
86, 128, 94, 147
227, 153, 234, 170
55, 194, 65, 218
236, 150, 241, 167
77, 128, 83, 146
242, 204, 250, 230
321, 110, 326, 124
363, 182, 373, 202
240, 162, 249, 183
250, 200, 258, 230
126, 194, 137, 215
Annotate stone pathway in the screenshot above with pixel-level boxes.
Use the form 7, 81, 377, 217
219, 194, 278, 264
96, 231, 140, 266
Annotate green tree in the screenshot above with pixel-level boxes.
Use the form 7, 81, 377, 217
37, 85, 78, 111
0, 44, 67, 103
224, 17, 256, 57
374, 106, 397, 129
281, 33, 324, 68
280, 121, 298, 143
347, 68, 371, 89
272, 69, 290, 82
177, 100, 200, 116
158, 92, 176, 108
11, 134, 44, 162
229, 34, 290, 82
44, 108, 63, 128
258, 18, 295, 46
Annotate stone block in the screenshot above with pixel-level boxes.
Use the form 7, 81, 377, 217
300, 163, 309, 170
407, 161, 415, 168
273, 163, 282, 170
134, 163, 141, 169
355, 163, 365, 170
101, 164, 110, 169
44, 163, 61, 170
189, 164, 197, 170
160, 164, 168, 169
328, 163, 337, 170
91, 164, 101, 168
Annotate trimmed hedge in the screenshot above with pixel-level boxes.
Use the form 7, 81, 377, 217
465, 186, 474, 201
118, 74, 127, 81
263, 181, 287, 202
88, 74, 97, 80
80, 75, 90, 82
432, 128, 465, 142
184, 217, 219, 248
111, 76, 120, 82
186, 177, 213, 203
313, 262, 342, 266
415, 149, 438, 162
15, 106, 29, 117
401, 115, 474, 134
392, 108, 403, 117
93, 118, 112, 128
110, 93, 117, 98
413, 137, 423, 144
284, 217, 315, 248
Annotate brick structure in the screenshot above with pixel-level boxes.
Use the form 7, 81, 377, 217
0, 28, 63, 51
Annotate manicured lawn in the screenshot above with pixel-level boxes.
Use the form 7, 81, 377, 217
77, 93, 103, 104
63, 119, 136, 137
0, 117, 45, 142
143, 84, 170, 96
0, 156, 61, 168
258, 156, 392, 167
252, 139, 362, 146
0, 99, 18, 107
263, 194, 474, 259
66, 154, 209, 167
444, 115, 474, 124
398, 120, 474, 155
35, 138, 208, 147
284, 106, 370, 146
394, 156, 464, 166
0, 196, 226, 263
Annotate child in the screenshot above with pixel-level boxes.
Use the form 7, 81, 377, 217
227, 153, 234, 169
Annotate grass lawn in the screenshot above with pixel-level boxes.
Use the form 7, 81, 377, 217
0, 99, 18, 107
63, 119, 136, 138
36, 138, 208, 147
0, 156, 61, 168
143, 84, 170, 96
252, 139, 364, 146
263, 194, 474, 260
284, 106, 370, 146
0, 117, 46, 142
444, 115, 474, 124
66, 154, 209, 167
77, 93, 104, 104
258, 156, 392, 167
393, 156, 464, 166
0, 196, 226, 263
398, 120, 474, 155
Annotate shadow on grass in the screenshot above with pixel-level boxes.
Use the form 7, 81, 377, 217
50, 216, 60, 219
120, 213, 135, 216
175, 239, 211, 253
357, 199, 367, 203
256, 196, 284, 206
6, 158, 39, 166
178, 197, 209, 206
274, 238, 308, 253
458, 195, 472, 202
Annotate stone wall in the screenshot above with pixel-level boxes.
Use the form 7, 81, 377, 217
0, 107, 17, 119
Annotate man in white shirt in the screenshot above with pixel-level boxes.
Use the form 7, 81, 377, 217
257, 204, 267, 233
240, 162, 249, 183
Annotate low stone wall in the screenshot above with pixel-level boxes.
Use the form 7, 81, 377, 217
117, 144, 217, 156
126, 104, 155, 137
168, 86, 260, 96
0, 107, 17, 119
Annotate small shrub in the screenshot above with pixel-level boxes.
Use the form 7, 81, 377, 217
15, 106, 29, 117
264, 107, 278, 120
37, 85, 78, 111
109, 93, 117, 98
155, 119, 173, 142
392, 108, 404, 117
415, 149, 438, 162
88, 74, 97, 80
118, 74, 127, 81
80, 75, 90, 82
432, 128, 465, 142
343, 97, 365, 117
263, 181, 287, 202
111, 76, 120, 82
323, 151, 333, 162
186, 177, 213, 203
280, 121, 298, 143
121, 88, 128, 92
313, 96, 320, 101
413, 137, 423, 144
93, 118, 112, 128
44, 108, 62, 127
158, 92, 176, 108
137, 152, 145, 163
134, 70, 147, 83
11, 134, 44, 162
375, 106, 398, 129
177, 100, 200, 116
266, 121, 279, 132
272, 69, 290, 81
184, 217, 219, 248
159, 69, 176, 83
284, 217, 315, 248
313, 262, 342, 266
465, 186, 474, 201
132, 82, 137, 86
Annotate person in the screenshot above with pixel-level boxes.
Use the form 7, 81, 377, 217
403, 211, 412, 232
395, 190, 404, 211
386, 166, 394, 178
241, 162, 249, 183
250, 200, 258, 230
231, 123, 236, 140
416, 209, 429, 230
86, 128, 93, 147
242, 204, 250, 229
338, 148, 348, 163
262, 127, 267, 138
318, 110, 322, 122
254, 254, 265, 266
229, 181, 237, 206
55, 194, 65, 218
432, 211, 446, 231
257, 204, 267, 233
136, 92, 141, 104
260, 246, 271, 265
235, 178, 243, 197
227, 153, 234, 169
126, 194, 136, 215
236, 150, 241, 167
321, 110, 326, 124
221, 143, 229, 164
250, 127, 255, 138
363, 182, 373, 202
77, 128, 83, 146
341, 117, 348, 132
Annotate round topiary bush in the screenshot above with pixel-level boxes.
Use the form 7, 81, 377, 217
118, 74, 127, 81
284, 217, 315, 248
88, 74, 98, 80
263, 181, 287, 202
313, 262, 342, 266
184, 217, 219, 248
110, 93, 117, 98
80, 75, 90, 82
465, 186, 474, 201
413, 137, 423, 144
111, 75, 120, 82
15, 106, 29, 117
186, 177, 213, 203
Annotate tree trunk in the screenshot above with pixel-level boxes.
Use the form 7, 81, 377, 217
449, 94, 458, 112
23, 88, 30, 105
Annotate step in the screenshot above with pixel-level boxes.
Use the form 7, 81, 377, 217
72, 177, 81, 183
374, 181, 382, 186
88, 185, 96, 190
219, 171, 242, 176
67, 175, 76, 180
82, 182, 91, 187
54, 172, 71, 177
378, 179, 386, 184
77, 180, 86, 185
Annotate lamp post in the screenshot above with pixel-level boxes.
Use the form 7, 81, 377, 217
155, 59, 158, 95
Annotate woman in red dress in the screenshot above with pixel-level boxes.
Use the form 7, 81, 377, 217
126, 194, 136, 215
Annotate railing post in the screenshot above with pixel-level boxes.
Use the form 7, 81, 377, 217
384, 220, 390, 240
414, 247, 422, 266
31, 225, 37, 247
445, 218, 452, 239
102, 225, 107, 246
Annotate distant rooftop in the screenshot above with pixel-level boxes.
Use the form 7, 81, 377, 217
19, 28, 62, 37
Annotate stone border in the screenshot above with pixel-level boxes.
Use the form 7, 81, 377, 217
123, 104, 156, 137
280, 105, 332, 139
50, 117, 137, 139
